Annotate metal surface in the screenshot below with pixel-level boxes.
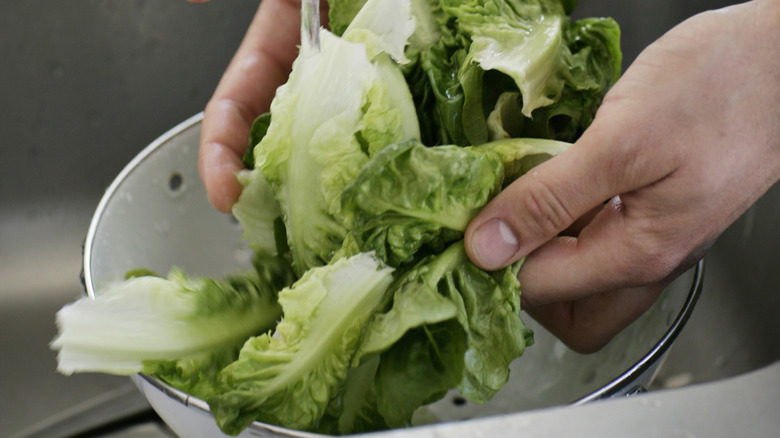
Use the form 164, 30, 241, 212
2, 0, 778, 437
371, 362, 780, 438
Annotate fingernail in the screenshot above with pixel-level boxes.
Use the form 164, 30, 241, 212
472, 219, 520, 269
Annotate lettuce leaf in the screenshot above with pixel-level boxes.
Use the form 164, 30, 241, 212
206, 252, 394, 435
375, 319, 467, 428
442, 244, 533, 402
351, 241, 533, 427
231, 169, 282, 256
253, 12, 419, 275
342, 140, 504, 265
52, 256, 293, 378
442, 0, 569, 117
403, 0, 621, 146
476, 137, 570, 184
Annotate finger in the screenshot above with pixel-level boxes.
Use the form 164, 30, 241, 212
516, 197, 659, 304
517, 181, 714, 307
560, 204, 602, 237
198, 0, 304, 212
524, 283, 664, 354
464, 93, 674, 271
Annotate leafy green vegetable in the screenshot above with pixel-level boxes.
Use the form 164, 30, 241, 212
51, 255, 293, 378
337, 241, 532, 430
442, 243, 533, 402
365, 242, 532, 408
376, 320, 467, 428
401, 0, 621, 146
231, 169, 282, 256
251, 12, 419, 275
206, 252, 394, 434
243, 112, 271, 169
328, 0, 369, 36
477, 137, 570, 184
341, 0, 415, 63
341, 140, 504, 265
315, 356, 388, 434
354, 244, 463, 360
55, 0, 622, 435
442, 0, 570, 117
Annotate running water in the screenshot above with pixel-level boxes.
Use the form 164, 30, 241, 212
301, 0, 321, 50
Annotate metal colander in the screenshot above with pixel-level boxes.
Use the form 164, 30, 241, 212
83, 113, 703, 438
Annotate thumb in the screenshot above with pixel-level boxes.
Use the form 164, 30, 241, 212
464, 123, 647, 270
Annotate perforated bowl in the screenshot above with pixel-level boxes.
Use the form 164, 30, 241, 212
83, 113, 703, 437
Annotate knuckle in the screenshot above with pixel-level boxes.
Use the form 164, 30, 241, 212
518, 179, 576, 239
623, 233, 684, 286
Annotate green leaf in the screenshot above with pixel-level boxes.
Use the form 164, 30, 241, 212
232, 169, 282, 256
255, 27, 418, 275
342, 0, 416, 63
376, 320, 467, 428
357, 241, 532, 423
342, 140, 504, 266
476, 137, 571, 185
354, 246, 463, 361
440, 247, 533, 403
206, 252, 394, 434
315, 355, 388, 435
327, 0, 369, 36
243, 112, 271, 169
52, 256, 292, 377
441, 0, 569, 116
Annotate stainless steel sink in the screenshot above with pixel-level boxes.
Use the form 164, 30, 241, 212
1, 0, 776, 437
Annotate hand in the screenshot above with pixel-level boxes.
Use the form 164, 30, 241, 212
465, 0, 780, 353
196, 0, 329, 212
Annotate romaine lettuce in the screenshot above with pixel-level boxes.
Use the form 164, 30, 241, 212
206, 252, 394, 434
341, 140, 504, 265
402, 0, 621, 146
52, 255, 293, 378
55, 0, 622, 435
251, 4, 419, 275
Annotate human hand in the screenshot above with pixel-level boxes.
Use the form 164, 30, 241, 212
196, 0, 329, 212
465, 0, 780, 353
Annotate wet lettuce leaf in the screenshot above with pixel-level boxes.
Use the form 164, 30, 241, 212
52, 255, 294, 380
403, 0, 621, 146
341, 140, 504, 266
207, 252, 395, 434
334, 241, 532, 430
250, 2, 419, 275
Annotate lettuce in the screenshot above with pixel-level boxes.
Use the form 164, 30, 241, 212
442, 0, 570, 117
207, 252, 394, 434
403, 0, 621, 145
251, 2, 419, 275
231, 168, 282, 256
55, 0, 622, 435
322, 242, 532, 433
341, 140, 504, 265
52, 255, 294, 380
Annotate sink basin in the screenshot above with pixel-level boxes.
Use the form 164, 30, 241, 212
1, 0, 776, 436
